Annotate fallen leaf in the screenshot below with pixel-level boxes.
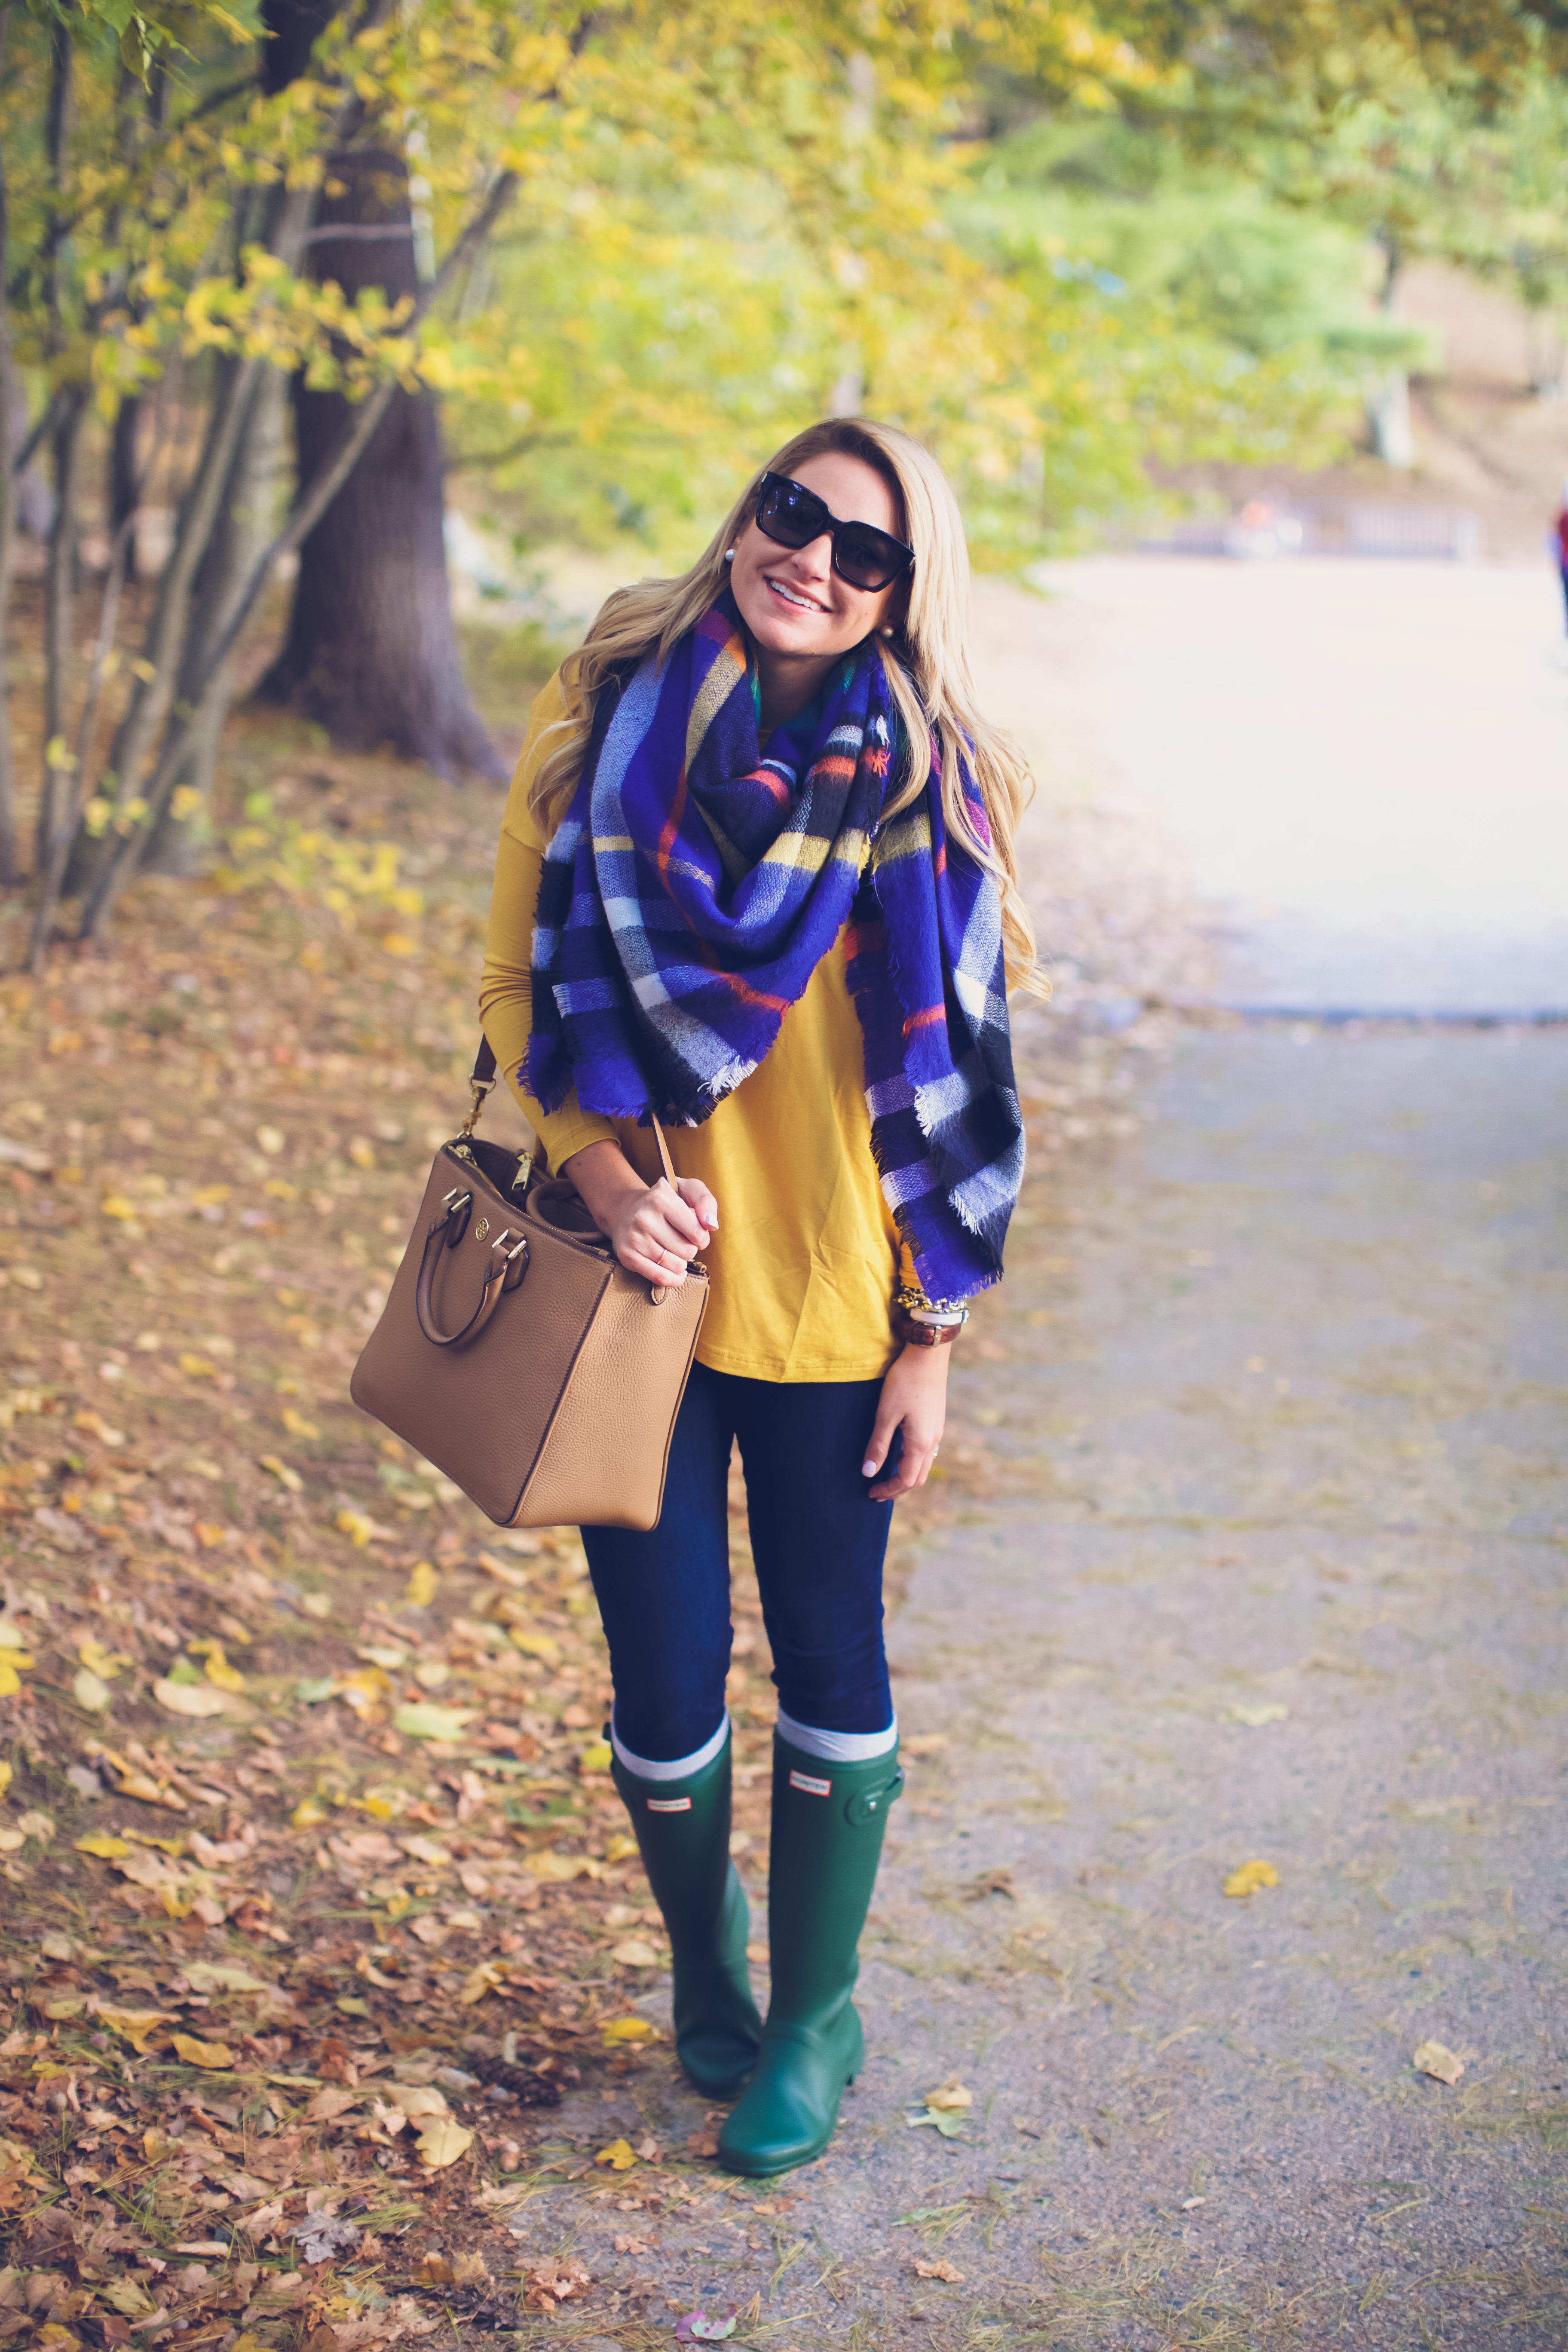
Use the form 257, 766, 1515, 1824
913, 2258, 966, 2282
595, 2138, 637, 2171
171, 2033, 236, 2070
611, 1937, 664, 1967
1413, 2039, 1466, 2086
1226, 1703, 1289, 1727
578, 1739, 612, 1772
414, 2117, 474, 2170
280, 1406, 320, 1439
96, 2006, 174, 2054
304, 2085, 363, 2121
458, 1960, 502, 2005
153, 1678, 234, 1718
378, 2083, 449, 2118
519, 2258, 590, 2311
509, 1629, 561, 1664
905, 2102, 969, 2140
961, 1866, 1016, 1901
404, 1559, 439, 1606
101, 2281, 156, 2318
412, 2254, 453, 2286
634, 2132, 662, 2160
71, 1667, 113, 1713
199, 1642, 247, 1692
289, 2213, 362, 2263
924, 2077, 973, 2110
183, 1962, 271, 1994
1222, 1859, 1280, 1899
675, 2311, 738, 2343
392, 1703, 477, 1743
76, 1831, 131, 1860
601, 2016, 655, 2044
526, 1850, 603, 1881
686, 2128, 720, 2158
259, 1454, 304, 1493
77, 1636, 129, 1680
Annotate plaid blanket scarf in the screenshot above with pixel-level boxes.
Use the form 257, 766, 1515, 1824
527, 591, 1023, 1299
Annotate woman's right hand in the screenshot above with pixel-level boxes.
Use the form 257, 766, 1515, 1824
560, 1140, 717, 1289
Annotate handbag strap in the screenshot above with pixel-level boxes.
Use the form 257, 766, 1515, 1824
466, 1036, 677, 1185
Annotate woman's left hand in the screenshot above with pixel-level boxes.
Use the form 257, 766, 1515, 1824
863, 1342, 950, 1502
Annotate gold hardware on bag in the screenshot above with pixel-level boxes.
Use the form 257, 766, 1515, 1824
475, 1216, 490, 1241
459, 1074, 495, 1137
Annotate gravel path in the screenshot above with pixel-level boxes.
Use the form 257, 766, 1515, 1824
522, 563, 1567, 2350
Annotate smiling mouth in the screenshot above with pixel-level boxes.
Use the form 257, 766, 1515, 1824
765, 575, 827, 615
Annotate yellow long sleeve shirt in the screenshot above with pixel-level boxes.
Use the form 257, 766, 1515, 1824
479, 671, 910, 1382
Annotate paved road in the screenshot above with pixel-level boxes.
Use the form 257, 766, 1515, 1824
980, 557, 1568, 1014
524, 563, 1567, 2349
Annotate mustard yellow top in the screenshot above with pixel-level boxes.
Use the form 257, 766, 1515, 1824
480, 671, 914, 1382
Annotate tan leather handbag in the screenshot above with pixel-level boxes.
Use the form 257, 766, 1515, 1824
351, 1043, 707, 1530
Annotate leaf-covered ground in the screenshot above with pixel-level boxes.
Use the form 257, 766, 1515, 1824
0, 695, 1152, 2352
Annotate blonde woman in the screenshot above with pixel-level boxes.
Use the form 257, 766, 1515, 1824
480, 418, 1031, 2176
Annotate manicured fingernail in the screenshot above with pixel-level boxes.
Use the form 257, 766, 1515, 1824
862, 1460, 877, 1477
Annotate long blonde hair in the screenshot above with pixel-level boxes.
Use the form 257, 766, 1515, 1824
529, 417, 1038, 986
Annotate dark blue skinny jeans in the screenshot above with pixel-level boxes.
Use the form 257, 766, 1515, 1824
581, 1362, 896, 1762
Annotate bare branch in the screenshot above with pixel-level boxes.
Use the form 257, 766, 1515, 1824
79, 166, 519, 937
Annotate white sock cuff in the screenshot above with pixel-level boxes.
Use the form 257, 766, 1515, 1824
611, 1709, 730, 1783
777, 1707, 897, 1764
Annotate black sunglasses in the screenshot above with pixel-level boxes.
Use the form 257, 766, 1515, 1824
752, 470, 915, 594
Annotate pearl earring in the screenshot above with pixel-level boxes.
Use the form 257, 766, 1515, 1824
724, 548, 735, 562
879, 624, 895, 637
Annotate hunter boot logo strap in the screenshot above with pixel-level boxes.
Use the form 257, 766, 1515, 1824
789, 1770, 832, 1796
646, 1796, 692, 1812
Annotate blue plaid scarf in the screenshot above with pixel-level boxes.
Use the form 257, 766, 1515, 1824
527, 591, 1023, 1299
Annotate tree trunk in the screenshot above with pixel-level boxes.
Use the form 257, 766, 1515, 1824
1365, 225, 1414, 471
37, 394, 86, 871
256, 138, 501, 779
141, 352, 288, 872
111, 397, 141, 582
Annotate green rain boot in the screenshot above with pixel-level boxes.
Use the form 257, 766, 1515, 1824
717, 1732, 903, 2178
609, 1725, 763, 2101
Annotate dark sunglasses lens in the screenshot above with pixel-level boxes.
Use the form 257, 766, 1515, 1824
758, 480, 827, 548
834, 525, 905, 590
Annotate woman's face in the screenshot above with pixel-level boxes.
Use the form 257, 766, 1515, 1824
728, 451, 905, 667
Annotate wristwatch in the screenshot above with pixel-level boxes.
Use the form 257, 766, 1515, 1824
892, 1288, 970, 1349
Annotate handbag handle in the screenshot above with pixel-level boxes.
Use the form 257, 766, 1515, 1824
415, 1186, 530, 1349
466, 1036, 679, 1188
